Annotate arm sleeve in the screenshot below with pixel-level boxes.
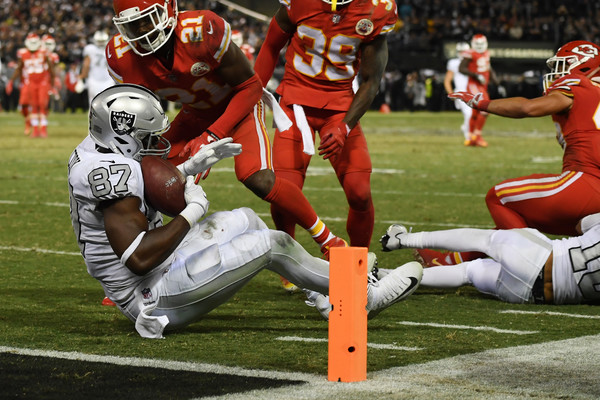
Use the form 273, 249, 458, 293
254, 18, 292, 87
207, 73, 263, 138
580, 213, 600, 234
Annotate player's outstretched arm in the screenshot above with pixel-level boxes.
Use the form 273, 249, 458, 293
177, 137, 242, 177
254, 5, 294, 86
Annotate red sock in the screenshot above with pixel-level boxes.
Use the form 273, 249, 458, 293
265, 177, 332, 245
346, 200, 374, 247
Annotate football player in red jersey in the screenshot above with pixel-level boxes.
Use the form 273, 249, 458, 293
41, 34, 61, 136
255, 0, 398, 254
417, 40, 600, 267
6, 33, 55, 137
458, 34, 498, 147
106, 0, 344, 290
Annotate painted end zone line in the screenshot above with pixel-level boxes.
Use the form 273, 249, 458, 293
501, 309, 600, 319
276, 336, 423, 351
397, 321, 538, 335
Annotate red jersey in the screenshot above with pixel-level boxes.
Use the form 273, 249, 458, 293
106, 10, 234, 119
463, 48, 491, 87
547, 74, 600, 179
278, 0, 397, 110
17, 48, 49, 84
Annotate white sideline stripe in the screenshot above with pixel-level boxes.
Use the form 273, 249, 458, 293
0, 245, 80, 256
0, 346, 318, 383
397, 321, 538, 335
276, 336, 423, 351
501, 309, 600, 319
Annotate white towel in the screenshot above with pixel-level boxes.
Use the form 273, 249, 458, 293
261, 89, 292, 133
135, 303, 169, 339
292, 104, 315, 155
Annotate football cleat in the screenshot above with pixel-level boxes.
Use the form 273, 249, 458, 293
366, 261, 422, 319
102, 297, 116, 306
380, 224, 408, 252
280, 276, 298, 292
320, 236, 348, 261
469, 133, 488, 147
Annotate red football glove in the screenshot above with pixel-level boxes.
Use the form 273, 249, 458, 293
179, 131, 221, 181
318, 122, 350, 161
447, 91, 490, 111
5, 80, 13, 96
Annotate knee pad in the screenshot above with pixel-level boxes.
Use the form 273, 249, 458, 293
238, 207, 268, 230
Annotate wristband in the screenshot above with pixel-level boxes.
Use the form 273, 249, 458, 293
120, 231, 146, 265
205, 129, 221, 141
478, 99, 490, 112
179, 203, 206, 227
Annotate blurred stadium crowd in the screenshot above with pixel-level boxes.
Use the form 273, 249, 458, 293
1, 0, 599, 112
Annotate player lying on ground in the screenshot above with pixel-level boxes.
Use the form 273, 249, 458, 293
380, 216, 600, 304
67, 84, 423, 338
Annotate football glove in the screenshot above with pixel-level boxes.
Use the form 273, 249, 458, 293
318, 122, 350, 161
179, 176, 209, 227
448, 92, 487, 110
177, 137, 241, 178
179, 131, 222, 181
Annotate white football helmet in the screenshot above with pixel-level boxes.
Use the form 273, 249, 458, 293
93, 31, 110, 48
42, 34, 56, 52
471, 34, 488, 53
113, 0, 177, 56
321, 0, 352, 11
88, 84, 171, 161
24, 33, 41, 52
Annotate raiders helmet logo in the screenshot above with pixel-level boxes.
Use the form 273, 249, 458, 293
356, 19, 374, 36
110, 111, 136, 135
191, 62, 210, 76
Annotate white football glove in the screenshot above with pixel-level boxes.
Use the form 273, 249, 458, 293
176, 137, 242, 177
74, 79, 85, 94
179, 176, 209, 227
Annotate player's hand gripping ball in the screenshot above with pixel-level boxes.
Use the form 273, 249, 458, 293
141, 155, 187, 217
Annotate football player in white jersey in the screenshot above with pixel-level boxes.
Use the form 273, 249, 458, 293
67, 84, 422, 338
381, 217, 600, 305
78, 31, 113, 105
444, 42, 472, 143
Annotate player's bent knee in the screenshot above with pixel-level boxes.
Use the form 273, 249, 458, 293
238, 207, 268, 230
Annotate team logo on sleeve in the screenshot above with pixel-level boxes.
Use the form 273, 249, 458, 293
356, 19, 374, 36
110, 111, 136, 135
191, 62, 210, 76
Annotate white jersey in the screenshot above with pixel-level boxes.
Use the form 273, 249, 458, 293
446, 58, 468, 92
67, 136, 165, 306
82, 43, 113, 98
552, 224, 600, 304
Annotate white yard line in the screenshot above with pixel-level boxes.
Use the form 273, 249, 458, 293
397, 321, 538, 335
501, 309, 600, 319
276, 336, 423, 351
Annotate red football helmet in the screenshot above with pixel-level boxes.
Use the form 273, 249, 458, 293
24, 33, 41, 52
544, 40, 600, 90
471, 34, 487, 53
42, 34, 56, 52
113, 0, 177, 56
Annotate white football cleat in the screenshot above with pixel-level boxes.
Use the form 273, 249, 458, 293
366, 261, 422, 319
380, 224, 408, 252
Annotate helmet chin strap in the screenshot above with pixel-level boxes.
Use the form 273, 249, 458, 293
331, 0, 337, 11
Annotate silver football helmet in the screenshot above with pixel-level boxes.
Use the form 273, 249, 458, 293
93, 31, 110, 48
88, 84, 171, 161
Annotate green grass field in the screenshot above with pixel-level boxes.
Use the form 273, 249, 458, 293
1, 109, 599, 398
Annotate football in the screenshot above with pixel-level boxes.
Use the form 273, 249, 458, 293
141, 155, 186, 218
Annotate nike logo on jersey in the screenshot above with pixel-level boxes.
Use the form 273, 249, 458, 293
207, 21, 213, 35
107, 50, 112, 58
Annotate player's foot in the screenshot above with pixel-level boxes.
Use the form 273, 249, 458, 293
40, 126, 48, 138
469, 133, 488, 147
32, 126, 40, 138
380, 224, 408, 252
279, 275, 298, 292
413, 248, 458, 267
101, 297, 116, 306
304, 251, 379, 320
320, 236, 348, 261
366, 261, 422, 319
24, 126, 31, 136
